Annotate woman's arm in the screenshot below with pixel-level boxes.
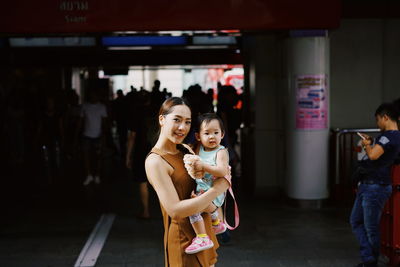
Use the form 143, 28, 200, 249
145, 153, 229, 219
196, 149, 229, 177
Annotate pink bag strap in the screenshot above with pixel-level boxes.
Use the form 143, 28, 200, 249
223, 184, 240, 230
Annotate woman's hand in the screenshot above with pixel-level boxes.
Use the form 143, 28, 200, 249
212, 165, 232, 185
224, 165, 232, 184
191, 190, 217, 213
204, 202, 217, 213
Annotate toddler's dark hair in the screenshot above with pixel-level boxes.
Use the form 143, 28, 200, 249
197, 113, 225, 133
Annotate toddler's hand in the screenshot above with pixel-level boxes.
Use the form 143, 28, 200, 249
183, 154, 198, 165
183, 154, 203, 179
192, 158, 204, 171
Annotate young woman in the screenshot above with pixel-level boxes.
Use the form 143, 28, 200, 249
145, 97, 230, 267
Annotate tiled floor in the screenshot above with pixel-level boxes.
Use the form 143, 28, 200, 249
96, 199, 361, 267
0, 165, 369, 267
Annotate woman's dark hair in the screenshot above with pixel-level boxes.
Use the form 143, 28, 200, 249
158, 97, 190, 117
375, 102, 399, 122
196, 113, 225, 133
177, 144, 194, 155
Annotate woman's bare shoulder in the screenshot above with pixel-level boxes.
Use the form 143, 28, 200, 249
145, 153, 173, 175
146, 152, 162, 163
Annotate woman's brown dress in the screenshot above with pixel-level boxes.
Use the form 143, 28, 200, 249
148, 147, 219, 267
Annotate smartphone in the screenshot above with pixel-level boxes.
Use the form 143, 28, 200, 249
357, 132, 366, 140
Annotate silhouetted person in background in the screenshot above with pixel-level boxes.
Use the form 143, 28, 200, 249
36, 95, 64, 184
5, 88, 25, 166
112, 89, 128, 157
77, 90, 108, 186
217, 85, 241, 176
126, 89, 152, 219
206, 88, 215, 112
150, 80, 164, 116
126, 85, 137, 108
64, 89, 81, 159
183, 84, 211, 144
162, 88, 168, 100
217, 85, 241, 147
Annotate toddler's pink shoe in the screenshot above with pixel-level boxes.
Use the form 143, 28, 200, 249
213, 222, 227, 235
185, 236, 214, 254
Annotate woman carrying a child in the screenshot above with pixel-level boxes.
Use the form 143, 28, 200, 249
145, 97, 230, 267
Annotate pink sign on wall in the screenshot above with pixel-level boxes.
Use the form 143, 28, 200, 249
296, 74, 328, 129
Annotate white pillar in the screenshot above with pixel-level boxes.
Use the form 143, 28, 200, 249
285, 35, 330, 201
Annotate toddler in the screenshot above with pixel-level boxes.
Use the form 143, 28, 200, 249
183, 113, 229, 254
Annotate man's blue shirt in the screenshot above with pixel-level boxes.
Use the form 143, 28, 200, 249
360, 130, 400, 184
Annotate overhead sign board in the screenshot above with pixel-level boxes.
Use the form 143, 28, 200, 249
0, 0, 340, 34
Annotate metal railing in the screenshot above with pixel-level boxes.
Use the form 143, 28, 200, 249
332, 128, 380, 186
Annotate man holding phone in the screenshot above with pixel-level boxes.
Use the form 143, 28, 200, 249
350, 103, 400, 267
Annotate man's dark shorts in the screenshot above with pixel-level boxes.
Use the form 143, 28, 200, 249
82, 136, 101, 155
